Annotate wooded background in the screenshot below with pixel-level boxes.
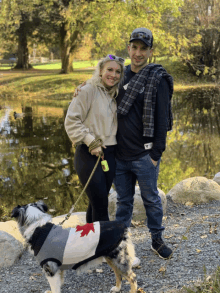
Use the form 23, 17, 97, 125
0, 0, 219, 78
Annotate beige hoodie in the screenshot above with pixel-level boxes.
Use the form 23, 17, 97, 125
65, 83, 117, 147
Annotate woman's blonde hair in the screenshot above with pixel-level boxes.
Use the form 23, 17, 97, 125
87, 55, 125, 97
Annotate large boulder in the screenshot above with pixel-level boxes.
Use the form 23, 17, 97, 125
0, 212, 86, 269
167, 176, 220, 205
213, 172, 220, 185
108, 186, 167, 222
0, 220, 26, 268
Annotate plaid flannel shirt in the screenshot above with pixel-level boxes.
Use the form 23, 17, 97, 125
117, 63, 173, 137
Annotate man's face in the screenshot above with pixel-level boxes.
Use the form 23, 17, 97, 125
128, 40, 153, 72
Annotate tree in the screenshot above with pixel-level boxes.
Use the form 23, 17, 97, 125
167, 0, 220, 79
0, 0, 184, 73
42, 0, 184, 73
0, 0, 44, 69
45, 0, 126, 73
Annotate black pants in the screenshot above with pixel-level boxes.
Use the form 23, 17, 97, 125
74, 144, 116, 223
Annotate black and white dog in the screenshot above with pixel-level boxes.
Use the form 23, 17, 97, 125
11, 201, 137, 293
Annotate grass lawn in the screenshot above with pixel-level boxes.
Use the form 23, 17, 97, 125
0, 57, 217, 93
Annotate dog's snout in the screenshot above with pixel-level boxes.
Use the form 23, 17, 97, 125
11, 205, 21, 218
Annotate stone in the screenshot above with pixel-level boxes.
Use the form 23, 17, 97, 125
213, 172, 220, 185
0, 220, 26, 268
167, 176, 220, 205
108, 186, 167, 222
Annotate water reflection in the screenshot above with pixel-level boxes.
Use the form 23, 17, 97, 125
0, 86, 220, 219
0, 104, 87, 220
159, 86, 220, 193
173, 87, 220, 134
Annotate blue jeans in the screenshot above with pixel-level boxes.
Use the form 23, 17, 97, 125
114, 153, 164, 239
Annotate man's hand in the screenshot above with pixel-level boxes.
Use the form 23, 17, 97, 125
151, 158, 158, 167
73, 81, 87, 97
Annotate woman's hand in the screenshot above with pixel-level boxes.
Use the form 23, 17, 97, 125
90, 145, 106, 158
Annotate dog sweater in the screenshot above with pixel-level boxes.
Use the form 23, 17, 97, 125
29, 221, 126, 270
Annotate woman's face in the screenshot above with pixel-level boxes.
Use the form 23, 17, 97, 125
100, 61, 122, 88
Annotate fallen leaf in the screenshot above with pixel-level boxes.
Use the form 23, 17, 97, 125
29, 276, 36, 281
182, 235, 188, 240
214, 223, 218, 234
164, 235, 174, 239
203, 216, 208, 220
185, 201, 194, 206
212, 240, 220, 244
96, 269, 103, 273
196, 249, 201, 253
159, 266, 166, 272
200, 235, 207, 239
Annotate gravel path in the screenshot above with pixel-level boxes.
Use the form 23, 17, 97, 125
0, 196, 219, 293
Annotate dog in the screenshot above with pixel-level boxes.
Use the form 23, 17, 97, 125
11, 201, 137, 293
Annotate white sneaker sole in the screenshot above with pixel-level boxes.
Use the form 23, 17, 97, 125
132, 257, 141, 268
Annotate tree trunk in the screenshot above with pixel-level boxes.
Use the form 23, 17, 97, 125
60, 46, 74, 74
14, 18, 32, 70
60, 23, 74, 74
59, 23, 81, 74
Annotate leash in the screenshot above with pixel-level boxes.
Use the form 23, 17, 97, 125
59, 138, 109, 226
59, 153, 102, 225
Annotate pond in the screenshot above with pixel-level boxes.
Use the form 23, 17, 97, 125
0, 86, 220, 220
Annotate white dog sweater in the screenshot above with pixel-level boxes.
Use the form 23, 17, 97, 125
29, 221, 126, 270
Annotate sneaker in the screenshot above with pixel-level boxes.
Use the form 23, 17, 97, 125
132, 257, 141, 268
151, 238, 172, 259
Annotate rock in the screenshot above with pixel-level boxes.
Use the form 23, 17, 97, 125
0, 220, 26, 269
0, 212, 86, 269
213, 172, 220, 185
108, 186, 167, 222
167, 176, 220, 205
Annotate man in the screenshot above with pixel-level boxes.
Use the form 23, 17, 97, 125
115, 27, 173, 264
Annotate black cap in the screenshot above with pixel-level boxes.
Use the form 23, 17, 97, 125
129, 27, 153, 47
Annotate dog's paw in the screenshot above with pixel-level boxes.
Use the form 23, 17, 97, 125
110, 286, 121, 292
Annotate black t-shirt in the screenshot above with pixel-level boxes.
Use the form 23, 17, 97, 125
116, 65, 170, 161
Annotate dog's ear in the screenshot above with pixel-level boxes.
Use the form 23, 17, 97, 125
35, 201, 48, 213
11, 205, 21, 218
41, 203, 48, 213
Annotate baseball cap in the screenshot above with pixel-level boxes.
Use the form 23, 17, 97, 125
129, 27, 153, 47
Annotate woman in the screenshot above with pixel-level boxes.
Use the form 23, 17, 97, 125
65, 55, 125, 223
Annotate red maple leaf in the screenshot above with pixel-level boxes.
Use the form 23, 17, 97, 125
76, 223, 95, 237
